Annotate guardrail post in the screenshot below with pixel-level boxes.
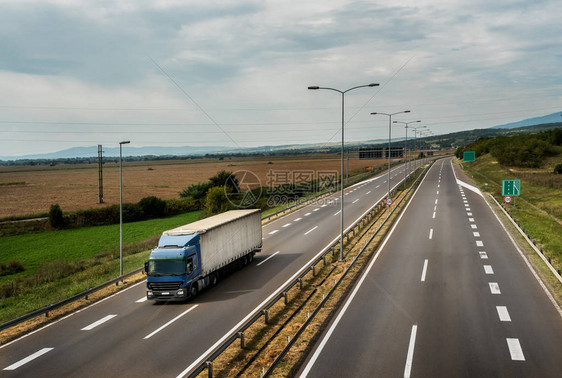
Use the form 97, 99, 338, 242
323, 255, 327, 266
206, 361, 213, 378
297, 278, 303, 289
283, 291, 288, 305
263, 309, 269, 324
312, 265, 316, 276
238, 332, 245, 349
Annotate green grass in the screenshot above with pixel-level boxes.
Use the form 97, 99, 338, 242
461, 154, 562, 271
0, 211, 202, 284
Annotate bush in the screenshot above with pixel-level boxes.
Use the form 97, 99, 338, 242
0, 260, 25, 276
205, 186, 233, 214
179, 182, 211, 200
139, 196, 166, 218
49, 204, 65, 228
554, 164, 562, 174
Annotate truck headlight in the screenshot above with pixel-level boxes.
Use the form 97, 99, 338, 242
177, 290, 184, 296
147, 291, 153, 297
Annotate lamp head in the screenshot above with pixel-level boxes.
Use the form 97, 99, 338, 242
308, 86, 319, 90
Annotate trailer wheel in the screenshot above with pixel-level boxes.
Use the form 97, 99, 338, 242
189, 283, 198, 298
247, 253, 253, 263
211, 274, 218, 286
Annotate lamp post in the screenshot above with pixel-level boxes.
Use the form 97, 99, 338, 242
119, 140, 130, 281
371, 110, 410, 203
393, 120, 420, 186
411, 126, 426, 170
308, 83, 379, 261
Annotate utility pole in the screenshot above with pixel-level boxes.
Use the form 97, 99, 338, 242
98, 145, 103, 204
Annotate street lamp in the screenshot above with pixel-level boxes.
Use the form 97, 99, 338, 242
308, 83, 379, 261
119, 140, 130, 281
411, 126, 426, 170
393, 120, 420, 186
371, 110, 410, 203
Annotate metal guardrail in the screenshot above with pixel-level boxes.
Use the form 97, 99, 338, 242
187, 162, 432, 378
0, 267, 143, 333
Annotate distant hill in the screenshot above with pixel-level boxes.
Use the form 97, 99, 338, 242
491, 112, 562, 129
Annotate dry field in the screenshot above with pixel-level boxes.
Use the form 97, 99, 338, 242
0, 155, 392, 218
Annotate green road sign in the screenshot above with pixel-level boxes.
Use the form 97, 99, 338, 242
463, 151, 475, 162
502, 179, 521, 196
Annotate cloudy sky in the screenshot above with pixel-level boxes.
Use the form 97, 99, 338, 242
1, 0, 561, 157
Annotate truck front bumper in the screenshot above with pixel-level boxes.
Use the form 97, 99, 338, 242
147, 289, 188, 301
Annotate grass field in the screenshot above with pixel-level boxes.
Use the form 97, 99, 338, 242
461, 154, 562, 272
0, 155, 392, 218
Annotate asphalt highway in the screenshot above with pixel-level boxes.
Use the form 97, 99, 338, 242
0, 162, 416, 377
299, 158, 562, 377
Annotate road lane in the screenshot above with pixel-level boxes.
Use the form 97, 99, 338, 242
300, 158, 562, 377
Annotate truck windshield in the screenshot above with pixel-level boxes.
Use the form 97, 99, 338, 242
148, 259, 186, 276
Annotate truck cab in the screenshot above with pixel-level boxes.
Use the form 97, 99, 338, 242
145, 234, 201, 301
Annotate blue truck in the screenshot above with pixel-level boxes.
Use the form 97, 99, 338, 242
145, 209, 262, 301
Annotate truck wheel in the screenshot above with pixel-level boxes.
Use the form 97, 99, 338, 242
247, 253, 253, 263
211, 274, 218, 286
190, 284, 198, 298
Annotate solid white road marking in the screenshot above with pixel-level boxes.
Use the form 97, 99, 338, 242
404, 325, 418, 378
479, 251, 488, 259
429, 229, 433, 239
304, 226, 318, 236
257, 251, 280, 266
144, 305, 199, 339
489, 282, 501, 294
484, 265, 494, 274
268, 230, 279, 235
136, 297, 148, 303
3, 348, 54, 371
421, 260, 428, 282
476, 240, 484, 247
506, 338, 525, 361
81, 314, 117, 331
497, 306, 511, 321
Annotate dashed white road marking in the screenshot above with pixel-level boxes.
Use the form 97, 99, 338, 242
403, 325, 418, 378
144, 305, 199, 339
282, 223, 291, 228
476, 240, 484, 247
313, 208, 320, 212
497, 306, 511, 321
489, 282, 501, 294
421, 260, 428, 282
268, 230, 279, 235
304, 226, 318, 236
366, 191, 371, 194
432, 212, 436, 219
257, 251, 280, 266
81, 314, 117, 331
479, 251, 488, 259
473, 232, 480, 237
429, 228, 433, 240
435, 199, 438, 204
136, 297, 148, 303
484, 265, 494, 275
352, 199, 359, 204
467, 212, 473, 216
304, 212, 311, 216
466, 208, 471, 211
333, 210, 341, 216
506, 338, 525, 361
3, 348, 54, 371
469, 218, 475, 222
471, 224, 477, 229
294, 217, 302, 222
